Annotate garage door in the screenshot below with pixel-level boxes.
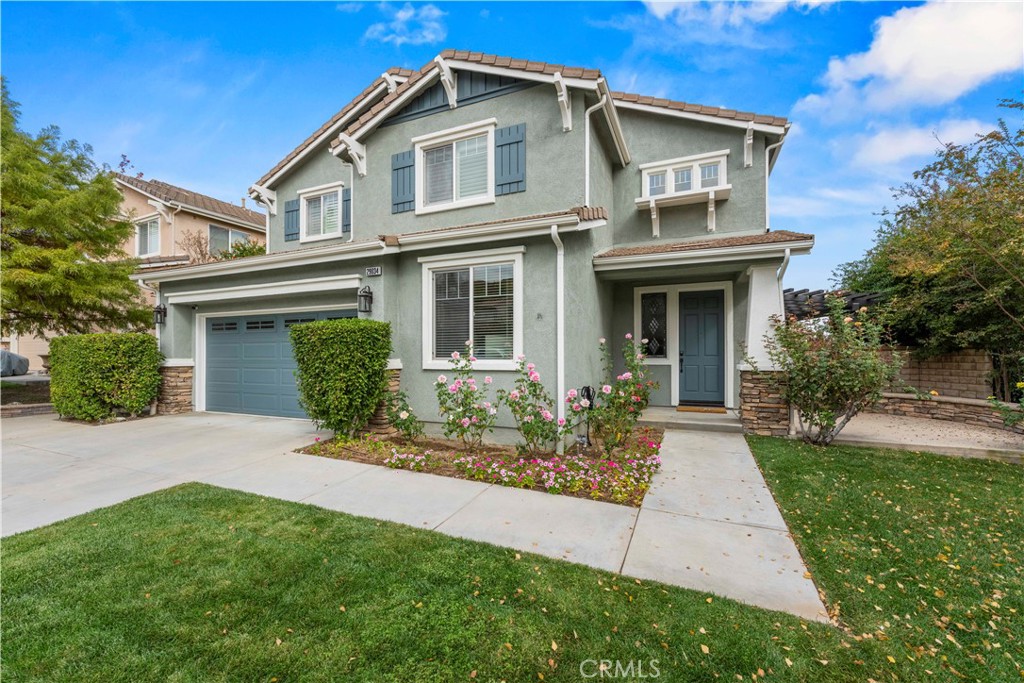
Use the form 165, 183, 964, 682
205, 310, 356, 418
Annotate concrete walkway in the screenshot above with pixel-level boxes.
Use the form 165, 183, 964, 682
1, 413, 826, 621
837, 412, 1024, 463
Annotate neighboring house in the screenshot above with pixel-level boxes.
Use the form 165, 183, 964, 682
7, 176, 266, 371
137, 50, 813, 430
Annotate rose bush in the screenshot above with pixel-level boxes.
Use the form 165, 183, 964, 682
434, 344, 497, 450
582, 334, 658, 454
497, 357, 573, 456
385, 390, 424, 443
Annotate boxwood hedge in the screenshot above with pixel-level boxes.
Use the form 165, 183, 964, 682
49, 333, 163, 421
290, 318, 392, 437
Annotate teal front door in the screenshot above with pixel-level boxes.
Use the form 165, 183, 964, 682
679, 291, 725, 405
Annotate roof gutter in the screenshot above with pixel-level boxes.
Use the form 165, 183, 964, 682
596, 78, 630, 167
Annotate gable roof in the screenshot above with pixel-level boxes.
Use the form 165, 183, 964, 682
115, 174, 265, 230
253, 66, 415, 189
262, 48, 787, 187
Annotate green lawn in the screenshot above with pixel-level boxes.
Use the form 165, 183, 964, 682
2, 439, 1021, 682
748, 436, 1024, 682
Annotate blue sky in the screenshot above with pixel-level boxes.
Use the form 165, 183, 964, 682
2, 1, 1021, 288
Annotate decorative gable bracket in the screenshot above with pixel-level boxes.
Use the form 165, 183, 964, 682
434, 56, 457, 109
381, 71, 400, 94
647, 199, 660, 238
147, 198, 175, 224
248, 184, 277, 216
333, 133, 368, 177
553, 72, 572, 132
743, 122, 754, 168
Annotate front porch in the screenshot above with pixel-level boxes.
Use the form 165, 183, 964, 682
639, 406, 743, 433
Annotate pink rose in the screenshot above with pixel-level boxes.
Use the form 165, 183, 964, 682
437, 374, 447, 384
580, 399, 590, 408
598, 337, 606, 344
526, 363, 535, 371
567, 389, 578, 399
448, 384, 458, 393
625, 333, 633, 340
484, 376, 493, 384
509, 390, 520, 400
557, 417, 566, 427
469, 356, 478, 362
572, 403, 581, 412
461, 418, 471, 427
601, 385, 612, 394
451, 351, 460, 360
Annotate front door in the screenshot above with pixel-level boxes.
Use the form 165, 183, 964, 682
679, 291, 725, 405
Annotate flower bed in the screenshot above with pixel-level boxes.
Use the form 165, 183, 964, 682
300, 426, 664, 507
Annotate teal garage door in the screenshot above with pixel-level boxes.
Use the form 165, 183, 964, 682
205, 310, 355, 418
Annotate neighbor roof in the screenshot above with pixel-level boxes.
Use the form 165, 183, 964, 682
594, 230, 813, 259
115, 174, 265, 230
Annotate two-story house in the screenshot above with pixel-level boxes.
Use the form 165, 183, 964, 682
4, 175, 266, 371
137, 50, 812, 432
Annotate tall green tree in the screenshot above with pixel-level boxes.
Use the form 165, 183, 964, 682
1, 80, 150, 337
835, 100, 1024, 400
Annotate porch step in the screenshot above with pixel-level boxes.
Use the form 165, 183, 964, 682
639, 407, 743, 434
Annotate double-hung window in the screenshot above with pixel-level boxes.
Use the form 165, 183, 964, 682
298, 182, 344, 242
136, 218, 159, 257
208, 225, 250, 256
421, 247, 523, 370
414, 119, 496, 215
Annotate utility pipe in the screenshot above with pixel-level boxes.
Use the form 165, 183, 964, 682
763, 126, 789, 231
583, 93, 608, 207
550, 225, 566, 453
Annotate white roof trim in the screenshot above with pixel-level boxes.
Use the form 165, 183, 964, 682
166, 274, 362, 305
596, 79, 631, 167
614, 100, 788, 136
443, 60, 600, 91
592, 239, 814, 272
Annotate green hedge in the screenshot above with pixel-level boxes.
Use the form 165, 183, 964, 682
50, 333, 163, 421
290, 318, 392, 436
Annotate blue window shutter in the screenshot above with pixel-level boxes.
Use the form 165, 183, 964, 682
495, 123, 526, 196
391, 150, 415, 213
283, 199, 300, 242
342, 188, 352, 234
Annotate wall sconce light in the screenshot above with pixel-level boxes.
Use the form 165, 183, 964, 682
153, 304, 167, 326
357, 286, 373, 314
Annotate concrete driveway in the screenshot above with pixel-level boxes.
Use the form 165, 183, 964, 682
2, 413, 826, 622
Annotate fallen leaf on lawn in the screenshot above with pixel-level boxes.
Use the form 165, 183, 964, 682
785, 658, 793, 667
470, 671, 477, 679
339, 605, 346, 612
515, 553, 522, 560
804, 571, 812, 579
706, 598, 713, 603
275, 638, 282, 646
551, 640, 558, 651
415, 602, 423, 608
701, 644, 710, 654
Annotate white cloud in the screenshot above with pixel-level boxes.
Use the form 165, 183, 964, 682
336, 2, 363, 13
850, 118, 992, 167
798, 1, 1023, 116
364, 3, 446, 47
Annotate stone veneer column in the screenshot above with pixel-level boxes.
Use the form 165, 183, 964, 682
365, 367, 402, 435
740, 370, 790, 436
158, 365, 194, 415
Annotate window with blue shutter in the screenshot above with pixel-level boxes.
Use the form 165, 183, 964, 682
342, 188, 352, 235
392, 150, 415, 213
283, 199, 300, 242
494, 123, 526, 196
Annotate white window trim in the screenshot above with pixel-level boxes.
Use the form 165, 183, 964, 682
640, 150, 729, 201
414, 118, 497, 216
298, 181, 345, 244
632, 282, 735, 409
208, 224, 250, 255
420, 245, 524, 371
136, 218, 160, 258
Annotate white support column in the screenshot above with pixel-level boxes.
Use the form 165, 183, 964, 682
744, 264, 784, 368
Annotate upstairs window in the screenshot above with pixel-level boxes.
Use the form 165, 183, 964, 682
638, 150, 730, 201
414, 119, 496, 215
136, 218, 159, 257
298, 182, 344, 242
209, 225, 250, 256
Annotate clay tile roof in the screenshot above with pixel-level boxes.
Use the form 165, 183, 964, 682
595, 230, 813, 259
610, 91, 788, 128
114, 174, 265, 229
253, 68, 415, 188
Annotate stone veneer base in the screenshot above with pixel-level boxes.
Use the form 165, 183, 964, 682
158, 366, 194, 415
739, 370, 790, 437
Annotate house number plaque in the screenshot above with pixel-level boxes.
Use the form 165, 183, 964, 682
365, 266, 382, 277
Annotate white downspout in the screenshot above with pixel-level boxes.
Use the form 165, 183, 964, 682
777, 247, 791, 314
584, 94, 608, 207
550, 225, 565, 453
347, 162, 356, 243
764, 126, 789, 231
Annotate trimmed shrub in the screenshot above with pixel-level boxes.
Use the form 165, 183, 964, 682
291, 318, 392, 437
50, 333, 163, 421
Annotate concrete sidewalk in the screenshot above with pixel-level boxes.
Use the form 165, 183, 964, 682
2, 413, 827, 621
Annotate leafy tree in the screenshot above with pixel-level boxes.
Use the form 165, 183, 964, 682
835, 100, 1024, 401
1, 80, 150, 337
221, 239, 266, 260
